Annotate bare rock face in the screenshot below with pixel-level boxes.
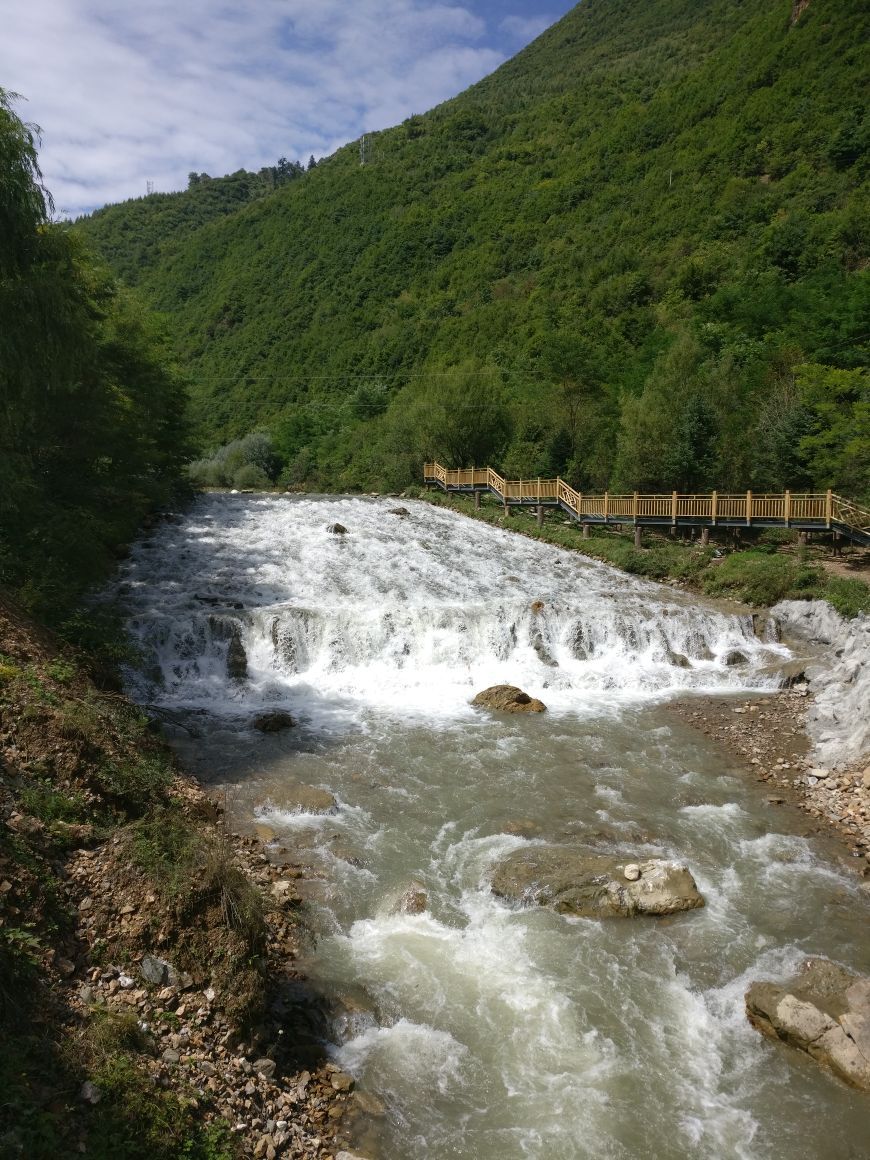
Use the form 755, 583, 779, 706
471, 685, 547, 714
490, 846, 705, 918
746, 958, 870, 1091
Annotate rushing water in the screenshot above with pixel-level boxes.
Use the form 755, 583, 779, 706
118, 495, 870, 1160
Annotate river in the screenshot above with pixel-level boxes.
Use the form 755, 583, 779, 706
117, 494, 870, 1160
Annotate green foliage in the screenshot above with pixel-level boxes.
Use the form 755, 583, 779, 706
95, 752, 173, 814
796, 363, 870, 500
130, 810, 266, 953
0, 88, 191, 625
188, 430, 281, 490
18, 777, 89, 824
85, 1052, 237, 1160
701, 550, 823, 607
72, 0, 869, 498
818, 576, 870, 619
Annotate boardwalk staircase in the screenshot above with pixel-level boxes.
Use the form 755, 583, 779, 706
423, 462, 870, 546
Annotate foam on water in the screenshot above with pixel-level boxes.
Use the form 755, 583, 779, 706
119, 494, 789, 723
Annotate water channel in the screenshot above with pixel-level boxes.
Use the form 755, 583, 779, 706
117, 494, 870, 1160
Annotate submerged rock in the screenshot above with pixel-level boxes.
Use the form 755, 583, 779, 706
393, 881, 429, 915
280, 784, 337, 814
490, 846, 705, 918
471, 685, 547, 713
226, 631, 248, 681
745, 958, 870, 1091
251, 710, 296, 733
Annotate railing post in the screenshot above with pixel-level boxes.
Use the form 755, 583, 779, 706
537, 477, 541, 503
577, 491, 582, 517
633, 491, 638, 522
825, 489, 832, 529
746, 490, 752, 526
711, 490, 717, 525
784, 489, 791, 526
671, 491, 677, 526
603, 492, 609, 523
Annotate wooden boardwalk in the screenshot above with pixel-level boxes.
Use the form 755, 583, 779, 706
423, 462, 870, 546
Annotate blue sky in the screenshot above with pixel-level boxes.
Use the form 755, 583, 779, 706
0, 1, 576, 217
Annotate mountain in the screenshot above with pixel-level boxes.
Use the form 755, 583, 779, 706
75, 0, 869, 497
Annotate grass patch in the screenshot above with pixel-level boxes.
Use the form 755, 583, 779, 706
18, 777, 90, 824
819, 577, 870, 619
700, 551, 823, 606
94, 752, 173, 814
129, 809, 266, 955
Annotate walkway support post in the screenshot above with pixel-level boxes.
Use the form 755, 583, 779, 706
634, 525, 642, 549
474, 490, 481, 510
582, 523, 590, 539
537, 506, 544, 528
701, 526, 710, 546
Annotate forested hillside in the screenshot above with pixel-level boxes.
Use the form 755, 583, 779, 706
0, 89, 189, 623
75, 0, 869, 498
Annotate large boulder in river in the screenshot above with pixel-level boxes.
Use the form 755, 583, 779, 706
490, 846, 705, 918
745, 958, 870, 1091
471, 685, 547, 713
326, 523, 348, 535
251, 710, 296, 732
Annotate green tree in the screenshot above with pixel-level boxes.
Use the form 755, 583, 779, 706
0, 87, 190, 619
797, 364, 870, 500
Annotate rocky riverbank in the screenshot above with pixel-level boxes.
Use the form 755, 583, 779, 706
666, 686, 870, 876
0, 593, 369, 1160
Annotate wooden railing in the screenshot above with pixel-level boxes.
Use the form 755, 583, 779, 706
422, 462, 870, 542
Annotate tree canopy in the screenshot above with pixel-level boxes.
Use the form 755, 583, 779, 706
0, 89, 190, 621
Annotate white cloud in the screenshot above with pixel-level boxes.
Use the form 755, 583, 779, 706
500, 14, 555, 43
0, 0, 508, 215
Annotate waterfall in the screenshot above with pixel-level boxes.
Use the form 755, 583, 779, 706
119, 494, 788, 718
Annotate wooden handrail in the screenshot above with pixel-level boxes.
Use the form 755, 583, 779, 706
422, 463, 870, 540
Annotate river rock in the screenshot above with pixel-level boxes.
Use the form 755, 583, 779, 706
388, 507, 410, 517
327, 523, 348, 534
281, 784, 337, 814
251, 710, 296, 732
745, 958, 870, 1091
723, 649, 748, 666
226, 631, 248, 681
471, 685, 547, 713
140, 954, 175, 986
490, 846, 705, 918
393, 881, 428, 915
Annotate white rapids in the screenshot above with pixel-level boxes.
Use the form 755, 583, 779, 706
117, 495, 870, 1160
